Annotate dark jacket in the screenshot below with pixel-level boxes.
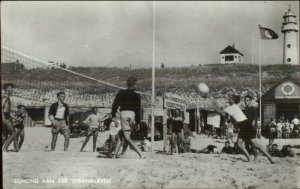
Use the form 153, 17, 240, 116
49, 102, 69, 125
111, 89, 141, 123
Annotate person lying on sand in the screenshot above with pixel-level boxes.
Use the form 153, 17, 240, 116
221, 141, 235, 154
281, 145, 294, 157
269, 144, 281, 157
191, 145, 219, 154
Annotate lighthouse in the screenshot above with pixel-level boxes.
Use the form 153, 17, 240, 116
281, 5, 299, 65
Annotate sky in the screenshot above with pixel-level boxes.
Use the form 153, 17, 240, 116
1, 1, 299, 68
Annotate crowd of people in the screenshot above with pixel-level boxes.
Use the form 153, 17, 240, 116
266, 116, 300, 139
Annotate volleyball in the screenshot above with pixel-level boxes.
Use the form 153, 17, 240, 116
197, 82, 209, 94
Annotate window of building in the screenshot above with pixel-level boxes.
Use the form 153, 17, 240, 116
287, 58, 291, 62
235, 56, 237, 58
225, 55, 234, 61
287, 44, 291, 48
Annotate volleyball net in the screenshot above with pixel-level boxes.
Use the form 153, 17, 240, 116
1, 46, 151, 108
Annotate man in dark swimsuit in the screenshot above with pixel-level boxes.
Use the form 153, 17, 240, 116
170, 109, 184, 154
11, 105, 26, 150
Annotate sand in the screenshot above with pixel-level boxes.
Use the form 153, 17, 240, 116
3, 127, 300, 189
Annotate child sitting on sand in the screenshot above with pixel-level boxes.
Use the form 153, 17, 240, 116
108, 119, 121, 157
182, 131, 191, 153
225, 119, 234, 144
140, 137, 151, 152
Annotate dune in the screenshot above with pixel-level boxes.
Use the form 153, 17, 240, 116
3, 127, 300, 189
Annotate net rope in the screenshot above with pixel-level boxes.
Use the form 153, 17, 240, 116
1, 46, 151, 108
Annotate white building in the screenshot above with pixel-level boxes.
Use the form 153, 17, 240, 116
281, 5, 299, 65
219, 44, 244, 64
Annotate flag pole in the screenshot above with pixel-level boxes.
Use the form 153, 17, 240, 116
258, 25, 262, 124
151, 1, 156, 151
251, 31, 254, 65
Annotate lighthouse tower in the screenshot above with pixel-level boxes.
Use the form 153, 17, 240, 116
281, 5, 299, 65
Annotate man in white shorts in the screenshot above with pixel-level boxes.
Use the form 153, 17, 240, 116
111, 76, 142, 159
80, 107, 106, 152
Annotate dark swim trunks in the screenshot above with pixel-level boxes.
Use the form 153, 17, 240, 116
237, 119, 256, 140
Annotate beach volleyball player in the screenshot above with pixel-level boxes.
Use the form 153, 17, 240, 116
48, 92, 70, 151
80, 107, 106, 152
213, 95, 274, 163
111, 76, 142, 159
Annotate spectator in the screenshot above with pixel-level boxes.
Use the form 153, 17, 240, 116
276, 119, 283, 139
270, 144, 281, 157
269, 118, 277, 139
291, 115, 299, 126
225, 119, 234, 144
280, 145, 294, 157
284, 120, 291, 139
182, 131, 191, 153
266, 138, 274, 154
221, 141, 235, 154
140, 137, 151, 152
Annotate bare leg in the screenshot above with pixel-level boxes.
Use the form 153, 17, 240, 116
63, 132, 70, 151
250, 139, 274, 164
172, 133, 178, 153
237, 138, 251, 162
121, 141, 129, 155
3, 120, 19, 152
2, 134, 7, 148
177, 132, 183, 154
80, 135, 90, 152
93, 133, 97, 152
51, 133, 58, 151
123, 131, 142, 158
18, 129, 25, 150
109, 135, 116, 157
112, 136, 122, 159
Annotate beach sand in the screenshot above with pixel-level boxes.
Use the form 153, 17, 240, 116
3, 127, 300, 189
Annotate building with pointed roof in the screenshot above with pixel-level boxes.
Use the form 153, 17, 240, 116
261, 77, 300, 125
219, 44, 244, 64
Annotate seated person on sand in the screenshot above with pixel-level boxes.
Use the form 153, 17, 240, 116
108, 118, 121, 157
280, 145, 294, 157
140, 137, 151, 152
266, 138, 274, 154
221, 141, 235, 154
182, 131, 191, 153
